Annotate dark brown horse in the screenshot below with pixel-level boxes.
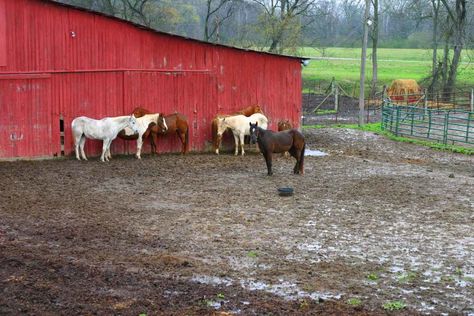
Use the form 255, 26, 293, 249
249, 122, 305, 176
212, 104, 263, 154
131, 107, 189, 154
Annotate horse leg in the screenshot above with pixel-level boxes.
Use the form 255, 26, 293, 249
233, 134, 239, 156
79, 136, 88, 161
106, 145, 112, 160
239, 133, 245, 156
288, 146, 299, 174
136, 134, 143, 159
264, 151, 273, 176
74, 135, 81, 160
143, 129, 154, 155
215, 135, 221, 155
105, 139, 114, 161
178, 130, 186, 154
100, 140, 108, 162
150, 131, 158, 155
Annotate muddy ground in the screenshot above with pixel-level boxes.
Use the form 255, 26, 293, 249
1, 128, 473, 315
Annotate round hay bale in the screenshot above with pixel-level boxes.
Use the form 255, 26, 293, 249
387, 79, 422, 103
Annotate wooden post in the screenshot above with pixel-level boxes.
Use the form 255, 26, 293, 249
424, 88, 428, 117
471, 88, 474, 112
358, 0, 370, 126
335, 84, 339, 112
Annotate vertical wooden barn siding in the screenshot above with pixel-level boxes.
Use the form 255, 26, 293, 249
0, 0, 302, 159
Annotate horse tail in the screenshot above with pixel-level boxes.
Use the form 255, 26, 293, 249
300, 140, 306, 174
211, 118, 218, 151
184, 124, 189, 154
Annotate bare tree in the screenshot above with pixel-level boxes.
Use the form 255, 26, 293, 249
439, 0, 466, 98
204, 0, 235, 42
121, 0, 151, 26
252, 0, 317, 53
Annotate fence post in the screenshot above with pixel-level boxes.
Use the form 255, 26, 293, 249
471, 88, 474, 112
334, 84, 339, 113
423, 89, 428, 118
427, 109, 432, 138
443, 111, 449, 144
395, 106, 401, 136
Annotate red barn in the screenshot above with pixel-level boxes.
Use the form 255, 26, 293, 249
0, 0, 304, 159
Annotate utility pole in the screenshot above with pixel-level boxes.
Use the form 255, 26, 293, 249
359, 0, 370, 126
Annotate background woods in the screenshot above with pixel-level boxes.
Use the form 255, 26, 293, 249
56, 0, 474, 93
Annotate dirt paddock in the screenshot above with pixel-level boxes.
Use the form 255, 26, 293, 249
1, 128, 473, 315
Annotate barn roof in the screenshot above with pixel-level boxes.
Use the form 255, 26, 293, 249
43, 0, 307, 63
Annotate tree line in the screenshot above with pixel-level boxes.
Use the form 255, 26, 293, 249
56, 0, 473, 96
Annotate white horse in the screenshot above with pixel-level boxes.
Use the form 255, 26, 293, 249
118, 113, 168, 159
71, 114, 138, 162
216, 112, 268, 155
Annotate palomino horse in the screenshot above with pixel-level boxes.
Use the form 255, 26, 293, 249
117, 113, 168, 159
212, 104, 264, 154
277, 119, 293, 157
71, 114, 138, 162
216, 113, 268, 155
249, 122, 305, 176
132, 107, 189, 154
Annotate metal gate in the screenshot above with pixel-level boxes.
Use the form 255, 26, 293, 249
382, 102, 474, 147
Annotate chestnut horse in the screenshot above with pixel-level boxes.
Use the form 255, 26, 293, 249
249, 122, 305, 176
212, 104, 263, 154
132, 107, 189, 154
277, 119, 293, 157
277, 119, 293, 132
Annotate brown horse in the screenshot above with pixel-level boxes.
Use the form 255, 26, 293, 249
277, 119, 293, 132
131, 107, 189, 154
212, 104, 263, 154
249, 122, 305, 176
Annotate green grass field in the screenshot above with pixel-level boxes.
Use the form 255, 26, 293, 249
297, 47, 474, 95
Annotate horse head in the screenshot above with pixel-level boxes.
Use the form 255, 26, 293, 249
156, 114, 168, 133
249, 122, 260, 144
132, 106, 151, 118
216, 117, 228, 136
253, 105, 263, 114
128, 114, 139, 133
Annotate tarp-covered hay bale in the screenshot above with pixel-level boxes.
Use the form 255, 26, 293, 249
387, 79, 422, 103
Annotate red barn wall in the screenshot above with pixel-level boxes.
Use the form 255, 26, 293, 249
0, 0, 302, 159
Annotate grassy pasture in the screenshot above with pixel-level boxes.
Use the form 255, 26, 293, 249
298, 47, 474, 94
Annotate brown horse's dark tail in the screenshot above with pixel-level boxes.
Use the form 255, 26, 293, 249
300, 142, 306, 174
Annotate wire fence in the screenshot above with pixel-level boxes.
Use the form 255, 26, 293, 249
302, 80, 474, 128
